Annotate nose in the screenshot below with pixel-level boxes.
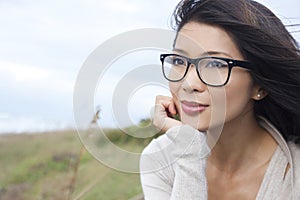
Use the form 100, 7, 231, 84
181, 64, 207, 93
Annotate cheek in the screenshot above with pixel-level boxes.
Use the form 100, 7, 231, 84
169, 81, 180, 100
223, 72, 254, 119
169, 82, 183, 114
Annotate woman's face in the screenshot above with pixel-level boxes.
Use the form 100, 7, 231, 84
170, 22, 258, 131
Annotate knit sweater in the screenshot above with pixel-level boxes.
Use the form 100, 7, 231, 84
139, 118, 300, 199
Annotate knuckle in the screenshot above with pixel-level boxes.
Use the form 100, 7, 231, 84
156, 95, 171, 101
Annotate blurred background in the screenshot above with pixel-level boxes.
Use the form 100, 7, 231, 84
0, 0, 299, 199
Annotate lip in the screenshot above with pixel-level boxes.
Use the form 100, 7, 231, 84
181, 100, 209, 116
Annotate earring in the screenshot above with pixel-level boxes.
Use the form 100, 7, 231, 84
257, 93, 261, 98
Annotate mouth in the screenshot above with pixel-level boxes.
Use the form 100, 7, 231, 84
180, 100, 209, 116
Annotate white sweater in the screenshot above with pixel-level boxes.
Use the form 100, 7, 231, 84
139, 118, 300, 200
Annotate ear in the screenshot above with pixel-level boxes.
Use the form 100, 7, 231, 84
251, 85, 268, 101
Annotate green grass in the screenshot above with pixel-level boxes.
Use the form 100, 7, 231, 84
0, 126, 157, 200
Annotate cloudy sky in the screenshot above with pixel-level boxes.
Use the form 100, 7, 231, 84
0, 0, 299, 133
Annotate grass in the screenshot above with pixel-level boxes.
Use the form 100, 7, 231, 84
0, 125, 158, 200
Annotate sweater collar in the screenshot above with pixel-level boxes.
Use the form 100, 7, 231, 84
258, 116, 294, 190
258, 117, 293, 164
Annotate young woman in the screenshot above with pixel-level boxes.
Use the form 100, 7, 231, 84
140, 0, 300, 199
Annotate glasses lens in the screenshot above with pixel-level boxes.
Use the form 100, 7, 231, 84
198, 58, 229, 86
162, 55, 188, 81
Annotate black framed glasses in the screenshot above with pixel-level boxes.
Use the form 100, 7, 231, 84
160, 53, 253, 87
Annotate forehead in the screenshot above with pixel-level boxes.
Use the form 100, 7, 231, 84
175, 22, 244, 59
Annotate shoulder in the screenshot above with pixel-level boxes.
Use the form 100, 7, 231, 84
140, 133, 175, 173
287, 141, 300, 165
142, 134, 173, 155
140, 134, 175, 187
287, 141, 300, 198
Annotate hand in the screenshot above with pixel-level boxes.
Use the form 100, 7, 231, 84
152, 95, 182, 133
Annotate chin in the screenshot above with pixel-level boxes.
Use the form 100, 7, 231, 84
181, 113, 227, 133
181, 115, 209, 132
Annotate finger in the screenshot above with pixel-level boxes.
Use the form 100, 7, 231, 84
155, 96, 173, 114
153, 96, 181, 131
168, 100, 177, 116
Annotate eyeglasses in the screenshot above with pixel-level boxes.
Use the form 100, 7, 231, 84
160, 53, 253, 87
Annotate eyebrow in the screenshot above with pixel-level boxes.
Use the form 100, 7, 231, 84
172, 48, 187, 54
172, 48, 233, 58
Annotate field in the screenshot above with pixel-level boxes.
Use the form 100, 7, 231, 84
0, 125, 157, 200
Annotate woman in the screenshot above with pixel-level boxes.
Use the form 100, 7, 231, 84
140, 0, 300, 199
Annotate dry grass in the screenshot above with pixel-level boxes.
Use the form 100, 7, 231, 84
0, 127, 151, 200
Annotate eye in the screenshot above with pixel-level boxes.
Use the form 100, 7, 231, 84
206, 60, 227, 68
166, 56, 186, 66
173, 58, 185, 65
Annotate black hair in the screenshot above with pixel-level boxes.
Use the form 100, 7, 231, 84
173, 0, 300, 143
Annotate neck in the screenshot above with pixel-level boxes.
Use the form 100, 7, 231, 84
207, 112, 277, 174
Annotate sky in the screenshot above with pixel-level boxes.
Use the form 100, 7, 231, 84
0, 0, 299, 133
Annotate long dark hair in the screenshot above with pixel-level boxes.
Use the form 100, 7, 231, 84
172, 0, 300, 142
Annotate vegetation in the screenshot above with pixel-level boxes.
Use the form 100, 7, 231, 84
0, 123, 159, 200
